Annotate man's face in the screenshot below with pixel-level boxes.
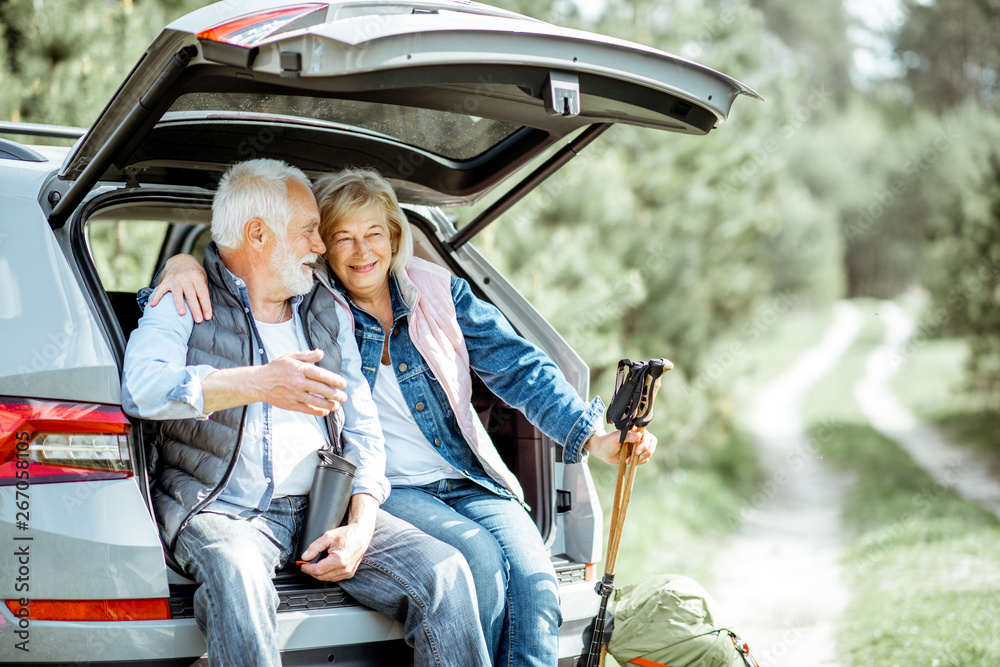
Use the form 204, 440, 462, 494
270, 180, 324, 296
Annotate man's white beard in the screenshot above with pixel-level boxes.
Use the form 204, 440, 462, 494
271, 236, 317, 296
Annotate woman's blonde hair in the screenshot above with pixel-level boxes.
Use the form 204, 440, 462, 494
313, 168, 413, 274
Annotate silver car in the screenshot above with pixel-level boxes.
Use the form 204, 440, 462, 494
0, 1, 758, 664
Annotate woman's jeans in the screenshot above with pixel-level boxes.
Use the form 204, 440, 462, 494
173, 496, 490, 667
381, 479, 561, 667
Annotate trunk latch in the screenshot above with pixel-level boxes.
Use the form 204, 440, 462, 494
544, 72, 580, 116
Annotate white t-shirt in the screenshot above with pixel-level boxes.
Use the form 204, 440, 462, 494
255, 318, 328, 497
371, 363, 463, 486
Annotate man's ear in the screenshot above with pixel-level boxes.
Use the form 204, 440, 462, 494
244, 218, 269, 251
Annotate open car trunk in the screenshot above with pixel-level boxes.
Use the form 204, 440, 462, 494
47, 0, 759, 228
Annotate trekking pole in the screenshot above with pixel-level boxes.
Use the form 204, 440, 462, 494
584, 358, 672, 667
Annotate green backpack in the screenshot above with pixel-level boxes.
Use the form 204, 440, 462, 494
607, 574, 760, 667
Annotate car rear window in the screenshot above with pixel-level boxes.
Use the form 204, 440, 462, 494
165, 93, 521, 160
88, 220, 171, 292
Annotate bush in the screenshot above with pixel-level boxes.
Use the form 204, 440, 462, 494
918, 106, 1000, 404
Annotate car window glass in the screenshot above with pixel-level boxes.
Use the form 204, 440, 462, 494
88, 220, 170, 292
187, 227, 212, 265
165, 93, 520, 160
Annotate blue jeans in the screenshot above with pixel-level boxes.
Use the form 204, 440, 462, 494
381, 479, 561, 667
173, 496, 490, 667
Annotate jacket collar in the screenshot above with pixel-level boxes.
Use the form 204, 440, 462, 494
387, 274, 414, 323
204, 241, 305, 311
203, 242, 242, 301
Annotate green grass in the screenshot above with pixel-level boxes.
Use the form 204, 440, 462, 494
800, 298, 886, 426
936, 411, 1000, 458
890, 335, 970, 420
802, 302, 1000, 666
728, 304, 836, 425
808, 422, 1000, 666
592, 299, 1000, 666
890, 334, 1000, 459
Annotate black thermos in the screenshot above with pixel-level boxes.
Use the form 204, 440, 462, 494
299, 449, 357, 564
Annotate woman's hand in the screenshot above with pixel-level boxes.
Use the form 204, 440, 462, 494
584, 427, 657, 466
149, 254, 212, 322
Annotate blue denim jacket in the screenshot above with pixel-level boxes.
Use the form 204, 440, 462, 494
346, 272, 604, 499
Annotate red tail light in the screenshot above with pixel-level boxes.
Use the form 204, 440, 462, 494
197, 4, 328, 47
5, 598, 170, 622
0, 397, 132, 485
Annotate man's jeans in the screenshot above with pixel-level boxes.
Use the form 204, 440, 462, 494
173, 496, 490, 667
381, 479, 561, 667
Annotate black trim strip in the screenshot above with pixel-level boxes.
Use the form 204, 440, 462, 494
0, 120, 86, 139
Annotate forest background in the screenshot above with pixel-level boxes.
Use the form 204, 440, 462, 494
2, 0, 998, 565
0, 0, 1000, 664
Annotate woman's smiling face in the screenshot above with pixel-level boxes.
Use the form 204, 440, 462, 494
324, 204, 394, 301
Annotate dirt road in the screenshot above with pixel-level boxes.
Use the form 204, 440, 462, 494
855, 301, 1000, 519
710, 302, 862, 667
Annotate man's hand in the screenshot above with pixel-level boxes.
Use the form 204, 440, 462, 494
149, 254, 211, 322
251, 350, 348, 416
584, 427, 658, 466
300, 494, 378, 582
201, 349, 348, 416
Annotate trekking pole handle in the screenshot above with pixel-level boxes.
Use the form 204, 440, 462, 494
631, 357, 671, 428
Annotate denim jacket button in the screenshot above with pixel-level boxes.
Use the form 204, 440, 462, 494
415, 402, 425, 411
398, 363, 407, 372
433, 438, 441, 446
393, 327, 400, 336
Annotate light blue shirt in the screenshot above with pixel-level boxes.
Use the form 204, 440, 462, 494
123, 270, 390, 513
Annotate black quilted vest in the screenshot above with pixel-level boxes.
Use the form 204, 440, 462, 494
151, 243, 344, 552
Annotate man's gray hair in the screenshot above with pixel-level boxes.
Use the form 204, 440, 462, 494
212, 159, 312, 249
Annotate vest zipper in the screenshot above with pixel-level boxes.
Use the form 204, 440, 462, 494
168, 302, 255, 554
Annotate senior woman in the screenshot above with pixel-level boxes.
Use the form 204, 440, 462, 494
150, 167, 657, 667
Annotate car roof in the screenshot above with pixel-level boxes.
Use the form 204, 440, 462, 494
49, 0, 759, 226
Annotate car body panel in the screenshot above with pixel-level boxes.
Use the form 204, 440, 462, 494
557, 580, 603, 658
0, 166, 120, 404
0, 480, 168, 601
0, 604, 404, 663
552, 459, 603, 563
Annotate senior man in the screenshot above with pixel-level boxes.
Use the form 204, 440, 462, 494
122, 158, 488, 666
